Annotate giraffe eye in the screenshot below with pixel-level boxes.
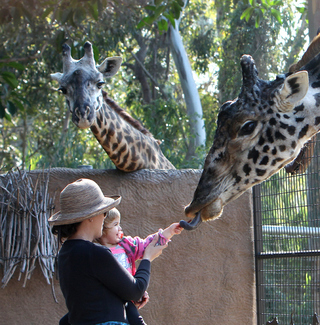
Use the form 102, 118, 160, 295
97, 81, 105, 89
58, 86, 67, 95
239, 120, 257, 136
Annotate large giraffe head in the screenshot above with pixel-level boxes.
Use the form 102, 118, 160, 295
181, 51, 320, 230
51, 42, 122, 128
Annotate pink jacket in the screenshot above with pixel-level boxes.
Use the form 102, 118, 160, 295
112, 230, 168, 275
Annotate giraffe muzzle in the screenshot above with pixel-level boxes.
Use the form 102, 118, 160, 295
181, 197, 224, 231
179, 212, 202, 231
73, 105, 94, 128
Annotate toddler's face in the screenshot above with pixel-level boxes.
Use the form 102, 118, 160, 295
104, 216, 122, 245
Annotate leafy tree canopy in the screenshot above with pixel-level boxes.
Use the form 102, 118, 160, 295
0, 0, 308, 171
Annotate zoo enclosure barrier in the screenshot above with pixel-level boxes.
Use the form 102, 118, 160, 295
253, 134, 320, 325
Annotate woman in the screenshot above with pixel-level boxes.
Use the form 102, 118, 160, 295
49, 178, 167, 325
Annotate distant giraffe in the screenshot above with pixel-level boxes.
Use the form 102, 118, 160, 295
51, 42, 175, 172
181, 33, 320, 230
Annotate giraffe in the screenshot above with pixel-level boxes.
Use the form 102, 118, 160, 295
180, 33, 320, 230
51, 42, 175, 172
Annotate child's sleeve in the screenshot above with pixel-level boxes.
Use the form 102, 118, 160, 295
122, 230, 169, 261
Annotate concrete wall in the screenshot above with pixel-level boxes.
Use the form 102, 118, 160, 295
0, 168, 256, 324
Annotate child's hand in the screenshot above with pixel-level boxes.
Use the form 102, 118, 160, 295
163, 222, 183, 239
171, 222, 183, 235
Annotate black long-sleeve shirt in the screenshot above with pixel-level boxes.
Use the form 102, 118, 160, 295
58, 239, 151, 325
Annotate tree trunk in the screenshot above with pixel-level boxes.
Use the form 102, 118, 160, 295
168, 21, 206, 159
308, 0, 320, 40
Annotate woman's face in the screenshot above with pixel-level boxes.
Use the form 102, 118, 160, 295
92, 213, 107, 239
103, 215, 122, 245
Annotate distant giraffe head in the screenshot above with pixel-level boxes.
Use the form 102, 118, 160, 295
51, 42, 122, 129
181, 37, 320, 230
51, 42, 175, 171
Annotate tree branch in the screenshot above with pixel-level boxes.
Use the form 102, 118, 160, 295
130, 50, 168, 100
0, 43, 48, 63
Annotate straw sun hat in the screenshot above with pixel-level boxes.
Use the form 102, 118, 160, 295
48, 178, 121, 226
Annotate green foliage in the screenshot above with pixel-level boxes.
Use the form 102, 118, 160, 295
216, 0, 307, 104
124, 90, 206, 169
137, 0, 185, 32
0, 62, 25, 120
240, 0, 284, 28
0, 0, 309, 173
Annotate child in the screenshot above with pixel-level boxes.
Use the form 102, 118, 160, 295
96, 208, 183, 325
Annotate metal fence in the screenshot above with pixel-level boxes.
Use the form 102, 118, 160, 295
253, 134, 320, 325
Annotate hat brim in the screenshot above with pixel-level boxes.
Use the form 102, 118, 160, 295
48, 195, 121, 226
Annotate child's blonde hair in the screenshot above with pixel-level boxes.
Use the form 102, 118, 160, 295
103, 207, 121, 229
94, 208, 121, 245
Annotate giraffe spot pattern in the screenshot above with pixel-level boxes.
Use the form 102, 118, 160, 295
298, 125, 309, 139
263, 145, 270, 153
279, 122, 288, 129
232, 172, 241, 184
271, 157, 284, 166
267, 104, 274, 110
258, 136, 265, 146
100, 129, 107, 138
248, 147, 259, 164
242, 164, 251, 177
125, 135, 134, 144
256, 169, 266, 177
97, 117, 102, 129
127, 162, 137, 171
294, 104, 304, 114
312, 81, 320, 89
275, 131, 286, 140
287, 125, 296, 135
91, 125, 98, 135
117, 132, 123, 143
269, 118, 277, 126
259, 156, 269, 165
313, 93, 320, 106
266, 128, 274, 143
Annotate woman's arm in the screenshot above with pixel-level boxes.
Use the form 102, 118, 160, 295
91, 243, 149, 301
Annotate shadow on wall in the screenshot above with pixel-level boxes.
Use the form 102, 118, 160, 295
0, 168, 256, 325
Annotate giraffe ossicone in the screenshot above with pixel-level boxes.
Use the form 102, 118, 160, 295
181, 38, 320, 230
51, 42, 175, 171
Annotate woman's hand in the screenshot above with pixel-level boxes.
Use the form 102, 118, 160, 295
143, 234, 167, 262
134, 291, 150, 309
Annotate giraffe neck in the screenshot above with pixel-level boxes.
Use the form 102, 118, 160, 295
90, 101, 175, 171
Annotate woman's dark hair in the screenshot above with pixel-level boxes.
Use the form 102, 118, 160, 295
52, 222, 81, 244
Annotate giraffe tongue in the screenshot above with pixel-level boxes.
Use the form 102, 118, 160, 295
179, 212, 202, 231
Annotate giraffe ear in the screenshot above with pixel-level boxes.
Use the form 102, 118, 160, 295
97, 57, 122, 78
50, 72, 63, 83
276, 71, 309, 112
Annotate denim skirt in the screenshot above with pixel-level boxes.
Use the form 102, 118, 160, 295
95, 322, 127, 325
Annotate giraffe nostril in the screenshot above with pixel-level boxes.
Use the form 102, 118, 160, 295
74, 107, 81, 118
85, 106, 90, 117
